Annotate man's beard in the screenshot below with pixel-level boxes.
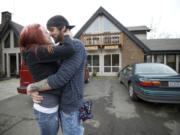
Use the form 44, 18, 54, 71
55, 33, 64, 43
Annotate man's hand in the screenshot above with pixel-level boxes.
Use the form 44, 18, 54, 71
29, 91, 43, 104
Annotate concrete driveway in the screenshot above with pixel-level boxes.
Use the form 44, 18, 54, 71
0, 77, 180, 135
0, 78, 19, 101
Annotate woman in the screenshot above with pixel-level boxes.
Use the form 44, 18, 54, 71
19, 24, 74, 135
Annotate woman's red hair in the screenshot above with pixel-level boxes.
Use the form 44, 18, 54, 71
19, 24, 53, 53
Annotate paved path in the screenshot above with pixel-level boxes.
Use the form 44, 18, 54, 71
0, 78, 19, 101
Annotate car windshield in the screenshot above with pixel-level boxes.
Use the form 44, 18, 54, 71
135, 64, 178, 75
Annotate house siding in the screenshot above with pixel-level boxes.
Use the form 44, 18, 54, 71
121, 33, 144, 68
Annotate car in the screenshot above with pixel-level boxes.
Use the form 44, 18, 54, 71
17, 60, 90, 94
119, 63, 180, 103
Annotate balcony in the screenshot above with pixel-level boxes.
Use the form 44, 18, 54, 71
80, 33, 122, 47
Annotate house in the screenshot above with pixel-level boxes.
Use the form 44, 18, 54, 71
0, 7, 180, 77
74, 7, 180, 76
0, 11, 23, 77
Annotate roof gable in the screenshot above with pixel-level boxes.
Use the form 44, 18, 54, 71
0, 21, 23, 40
84, 15, 120, 34
74, 6, 150, 52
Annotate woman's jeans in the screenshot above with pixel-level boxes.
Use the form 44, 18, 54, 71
60, 110, 84, 135
33, 108, 59, 135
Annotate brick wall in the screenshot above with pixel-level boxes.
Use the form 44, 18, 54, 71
121, 33, 145, 68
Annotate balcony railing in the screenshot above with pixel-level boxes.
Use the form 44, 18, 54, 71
80, 33, 122, 46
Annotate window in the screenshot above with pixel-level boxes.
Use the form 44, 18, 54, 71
112, 54, 119, 72
104, 54, 120, 72
4, 34, 10, 48
111, 35, 120, 44
166, 55, 176, 70
103, 16, 119, 33
104, 54, 111, 72
84, 17, 99, 34
144, 55, 152, 62
126, 65, 133, 76
92, 36, 100, 44
154, 54, 164, 63
93, 55, 99, 72
87, 55, 99, 73
103, 35, 111, 44
85, 37, 92, 45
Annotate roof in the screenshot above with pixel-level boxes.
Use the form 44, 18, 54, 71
0, 21, 23, 39
10, 21, 24, 37
127, 26, 151, 32
142, 39, 180, 54
74, 7, 150, 53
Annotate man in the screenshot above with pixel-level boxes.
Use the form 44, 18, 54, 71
28, 15, 86, 135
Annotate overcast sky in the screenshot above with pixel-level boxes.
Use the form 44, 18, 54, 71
0, 0, 180, 38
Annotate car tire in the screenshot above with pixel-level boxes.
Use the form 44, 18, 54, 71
128, 83, 138, 101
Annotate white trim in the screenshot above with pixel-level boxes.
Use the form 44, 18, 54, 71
164, 55, 167, 64
2, 30, 10, 49
100, 53, 104, 75
2, 53, 5, 73
16, 53, 19, 75
6, 53, 10, 77
87, 50, 121, 76
176, 55, 179, 72
103, 53, 121, 76
152, 55, 154, 63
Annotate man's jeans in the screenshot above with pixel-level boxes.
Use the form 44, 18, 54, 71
60, 110, 84, 135
33, 108, 59, 135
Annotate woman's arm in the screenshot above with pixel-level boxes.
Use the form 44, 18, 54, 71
36, 35, 75, 63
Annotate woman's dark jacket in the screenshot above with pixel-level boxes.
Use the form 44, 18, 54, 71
22, 35, 74, 108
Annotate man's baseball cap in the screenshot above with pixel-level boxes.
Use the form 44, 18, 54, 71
46, 15, 75, 29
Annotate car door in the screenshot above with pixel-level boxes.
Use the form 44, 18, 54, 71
120, 67, 127, 84
124, 65, 133, 87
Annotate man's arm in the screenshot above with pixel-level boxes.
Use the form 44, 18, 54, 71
47, 41, 85, 89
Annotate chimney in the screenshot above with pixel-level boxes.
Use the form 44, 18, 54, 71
1, 11, 12, 24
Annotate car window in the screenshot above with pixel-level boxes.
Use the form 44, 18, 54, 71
123, 68, 127, 74
135, 64, 178, 75
126, 65, 133, 76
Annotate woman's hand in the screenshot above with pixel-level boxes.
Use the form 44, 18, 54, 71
27, 83, 39, 96
64, 30, 73, 39
27, 84, 43, 103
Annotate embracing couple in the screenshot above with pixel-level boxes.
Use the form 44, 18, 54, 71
19, 15, 86, 135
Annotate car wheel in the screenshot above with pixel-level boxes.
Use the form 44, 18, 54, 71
128, 83, 138, 101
